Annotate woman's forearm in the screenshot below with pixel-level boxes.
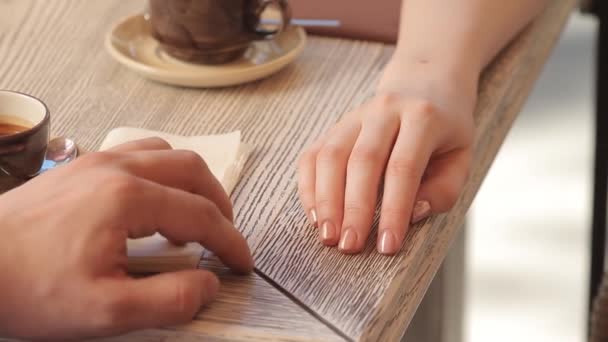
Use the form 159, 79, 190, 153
390, 0, 548, 83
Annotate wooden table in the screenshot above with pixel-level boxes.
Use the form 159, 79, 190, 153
0, 0, 576, 341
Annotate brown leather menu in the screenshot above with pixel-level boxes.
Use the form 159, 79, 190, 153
290, 0, 402, 43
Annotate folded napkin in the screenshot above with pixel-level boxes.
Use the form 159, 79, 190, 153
99, 127, 251, 273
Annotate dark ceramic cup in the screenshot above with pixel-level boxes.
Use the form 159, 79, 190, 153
148, 0, 291, 64
0, 91, 50, 190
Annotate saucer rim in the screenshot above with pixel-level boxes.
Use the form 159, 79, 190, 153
104, 14, 307, 88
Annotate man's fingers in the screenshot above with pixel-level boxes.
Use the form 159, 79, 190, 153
108, 176, 253, 274
94, 271, 219, 334
116, 149, 234, 222
106, 137, 172, 153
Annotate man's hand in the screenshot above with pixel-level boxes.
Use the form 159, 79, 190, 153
0, 138, 253, 340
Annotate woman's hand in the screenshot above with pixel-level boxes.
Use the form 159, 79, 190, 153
298, 60, 478, 255
0, 138, 253, 340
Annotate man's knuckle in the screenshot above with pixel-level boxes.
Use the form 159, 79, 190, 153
92, 294, 129, 332
145, 137, 172, 149
200, 200, 222, 224
171, 281, 196, 319
175, 150, 207, 171
105, 173, 140, 199
75, 151, 116, 169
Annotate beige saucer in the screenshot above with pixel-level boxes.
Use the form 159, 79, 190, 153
105, 14, 307, 88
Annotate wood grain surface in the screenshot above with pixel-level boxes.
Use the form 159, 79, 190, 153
0, 0, 574, 341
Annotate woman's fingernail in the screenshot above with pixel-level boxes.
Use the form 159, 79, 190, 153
412, 201, 431, 224
378, 230, 398, 255
320, 221, 337, 245
310, 208, 318, 227
339, 229, 358, 253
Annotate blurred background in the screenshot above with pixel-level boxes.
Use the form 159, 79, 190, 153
465, 12, 597, 342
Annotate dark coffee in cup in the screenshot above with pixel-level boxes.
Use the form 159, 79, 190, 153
148, 0, 291, 64
0, 91, 50, 188
0, 115, 34, 137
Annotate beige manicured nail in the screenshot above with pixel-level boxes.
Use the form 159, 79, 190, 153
339, 229, 358, 253
310, 208, 318, 227
412, 201, 431, 224
378, 230, 398, 255
320, 221, 337, 245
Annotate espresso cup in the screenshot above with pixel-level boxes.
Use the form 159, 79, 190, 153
0, 91, 50, 184
147, 0, 292, 64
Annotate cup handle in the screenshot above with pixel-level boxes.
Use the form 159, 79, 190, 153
250, 0, 292, 39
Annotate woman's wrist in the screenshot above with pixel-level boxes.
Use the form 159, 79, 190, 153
376, 52, 480, 117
